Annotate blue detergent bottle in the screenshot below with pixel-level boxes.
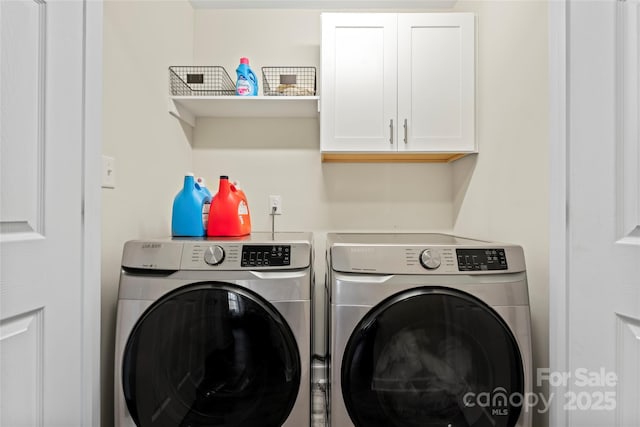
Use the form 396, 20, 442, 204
235, 57, 258, 96
196, 177, 212, 198
171, 174, 211, 237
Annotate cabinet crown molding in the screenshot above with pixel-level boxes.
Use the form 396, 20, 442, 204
190, 0, 456, 9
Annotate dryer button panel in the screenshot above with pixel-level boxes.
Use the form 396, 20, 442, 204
456, 248, 508, 271
241, 245, 291, 267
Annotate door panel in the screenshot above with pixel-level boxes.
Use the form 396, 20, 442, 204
619, 0, 640, 243
0, 310, 44, 427
0, 0, 94, 424
0, 0, 46, 239
614, 7, 640, 425
614, 4, 640, 423
409, 26, 462, 139
334, 27, 387, 139
615, 314, 640, 425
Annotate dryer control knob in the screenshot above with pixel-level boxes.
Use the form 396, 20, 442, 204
420, 249, 441, 270
204, 245, 225, 266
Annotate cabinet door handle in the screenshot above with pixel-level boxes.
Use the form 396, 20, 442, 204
389, 119, 394, 144
403, 119, 408, 144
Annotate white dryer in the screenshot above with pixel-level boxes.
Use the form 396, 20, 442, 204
327, 233, 533, 427
114, 232, 312, 427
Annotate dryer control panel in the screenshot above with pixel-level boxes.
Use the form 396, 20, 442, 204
456, 248, 508, 271
241, 245, 290, 267
329, 234, 526, 275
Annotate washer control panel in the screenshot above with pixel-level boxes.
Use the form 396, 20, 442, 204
180, 241, 308, 270
122, 235, 311, 271
456, 248, 508, 271
241, 245, 290, 267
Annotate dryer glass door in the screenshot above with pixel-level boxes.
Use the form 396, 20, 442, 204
121, 282, 301, 427
342, 287, 524, 427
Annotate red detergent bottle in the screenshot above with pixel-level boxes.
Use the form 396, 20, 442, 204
231, 180, 252, 233
207, 176, 251, 236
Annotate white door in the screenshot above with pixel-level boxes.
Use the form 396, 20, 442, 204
397, 13, 475, 153
0, 0, 101, 425
550, 0, 640, 426
320, 13, 398, 152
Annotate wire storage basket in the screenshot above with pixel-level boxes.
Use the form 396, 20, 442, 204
169, 66, 235, 96
261, 67, 316, 96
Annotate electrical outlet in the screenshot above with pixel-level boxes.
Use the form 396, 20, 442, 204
102, 156, 116, 189
269, 195, 283, 215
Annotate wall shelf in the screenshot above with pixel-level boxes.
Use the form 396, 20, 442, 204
169, 96, 320, 127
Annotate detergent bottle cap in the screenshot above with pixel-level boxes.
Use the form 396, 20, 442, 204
183, 173, 195, 188
240, 57, 249, 65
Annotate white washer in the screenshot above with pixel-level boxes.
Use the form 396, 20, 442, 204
114, 232, 312, 427
327, 233, 533, 427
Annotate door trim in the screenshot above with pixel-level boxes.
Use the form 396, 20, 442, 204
81, 0, 102, 425
548, 1, 569, 426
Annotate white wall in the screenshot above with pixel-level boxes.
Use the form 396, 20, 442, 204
191, 4, 549, 426
452, 3, 549, 426
102, 2, 548, 426
101, 1, 194, 425
191, 10, 456, 375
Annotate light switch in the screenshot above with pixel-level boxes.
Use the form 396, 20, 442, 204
102, 156, 116, 189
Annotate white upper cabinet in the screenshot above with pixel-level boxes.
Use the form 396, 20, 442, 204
397, 13, 475, 152
321, 14, 398, 152
320, 12, 476, 160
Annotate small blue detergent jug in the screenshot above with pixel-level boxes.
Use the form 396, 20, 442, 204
235, 57, 258, 96
172, 174, 211, 237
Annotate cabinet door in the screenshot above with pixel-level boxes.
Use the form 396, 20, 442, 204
321, 14, 398, 152
397, 13, 475, 152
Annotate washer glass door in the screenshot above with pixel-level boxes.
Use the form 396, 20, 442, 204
342, 287, 524, 427
122, 282, 301, 427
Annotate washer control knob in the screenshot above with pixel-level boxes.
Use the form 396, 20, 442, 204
420, 249, 441, 270
204, 245, 225, 266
